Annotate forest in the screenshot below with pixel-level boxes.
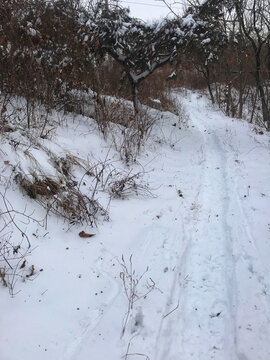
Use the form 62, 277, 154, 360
1, 0, 269, 130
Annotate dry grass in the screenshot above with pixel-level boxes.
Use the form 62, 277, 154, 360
15, 173, 108, 227
15, 173, 59, 199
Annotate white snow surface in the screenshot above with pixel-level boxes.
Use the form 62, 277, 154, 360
1, 91, 270, 360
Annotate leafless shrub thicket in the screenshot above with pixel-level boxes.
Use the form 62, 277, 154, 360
0, 96, 57, 141
0, 186, 44, 295
0, 228, 34, 296
93, 96, 157, 164
94, 97, 135, 138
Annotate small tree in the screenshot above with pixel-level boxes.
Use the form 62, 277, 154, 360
80, 2, 210, 119
183, 3, 228, 104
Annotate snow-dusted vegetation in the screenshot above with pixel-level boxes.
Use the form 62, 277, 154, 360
1, 1, 270, 359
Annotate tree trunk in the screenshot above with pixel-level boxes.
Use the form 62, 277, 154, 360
205, 66, 215, 104
258, 84, 270, 130
238, 61, 244, 118
26, 98, 31, 129
254, 54, 270, 130
207, 82, 215, 105
202, 65, 215, 104
249, 89, 258, 124
130, 78, 140, 120
226, 83, 232, 117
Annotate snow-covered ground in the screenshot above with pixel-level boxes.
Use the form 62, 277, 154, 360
1, 91, 270, 360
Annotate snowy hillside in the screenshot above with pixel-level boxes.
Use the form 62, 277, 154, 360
1, 91, 270, 360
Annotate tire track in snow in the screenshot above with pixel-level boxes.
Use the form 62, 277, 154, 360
229, 178, 270, 360
153, 140, 208, 360
130, 209, 185, 358
177, 94, 237, 360
215, 127, 270, 359
63, 250, 121, 360
147, 111, 227, 359
152, 223, 185, 360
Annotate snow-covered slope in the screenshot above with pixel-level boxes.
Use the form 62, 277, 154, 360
1, 91, 270, 360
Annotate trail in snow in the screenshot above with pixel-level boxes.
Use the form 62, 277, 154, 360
175, 101, 236, 360
151, 93, 237, 360
178, 93, 270, 360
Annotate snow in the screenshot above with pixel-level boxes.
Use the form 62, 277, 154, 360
183, 14, 196, 28
201, 37, 211, 45
27, 27, 38, 37
1, 91, 270, 360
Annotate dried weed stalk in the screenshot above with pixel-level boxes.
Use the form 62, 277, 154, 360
123, 336, 150, 359
120, 255, 156, 337
0, 233, 34, 296
0, 188, 42, 296
109, 171, 153, 199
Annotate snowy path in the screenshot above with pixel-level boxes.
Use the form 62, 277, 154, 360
177, 93, 270, 360
1, 92, 270, 360
174, 100, 237, 360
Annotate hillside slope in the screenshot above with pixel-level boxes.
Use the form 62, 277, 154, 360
1, 91, 270, 360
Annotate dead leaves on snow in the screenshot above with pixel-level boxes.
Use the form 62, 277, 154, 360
79, 231, 95, 238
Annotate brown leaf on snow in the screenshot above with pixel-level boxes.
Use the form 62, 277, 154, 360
1, 105, 7, 114
79, 231, 96, 238
253, 127, 264, 135
4, 160, 9, 165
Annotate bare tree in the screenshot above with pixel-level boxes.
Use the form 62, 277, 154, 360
232, 0, 270, 129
